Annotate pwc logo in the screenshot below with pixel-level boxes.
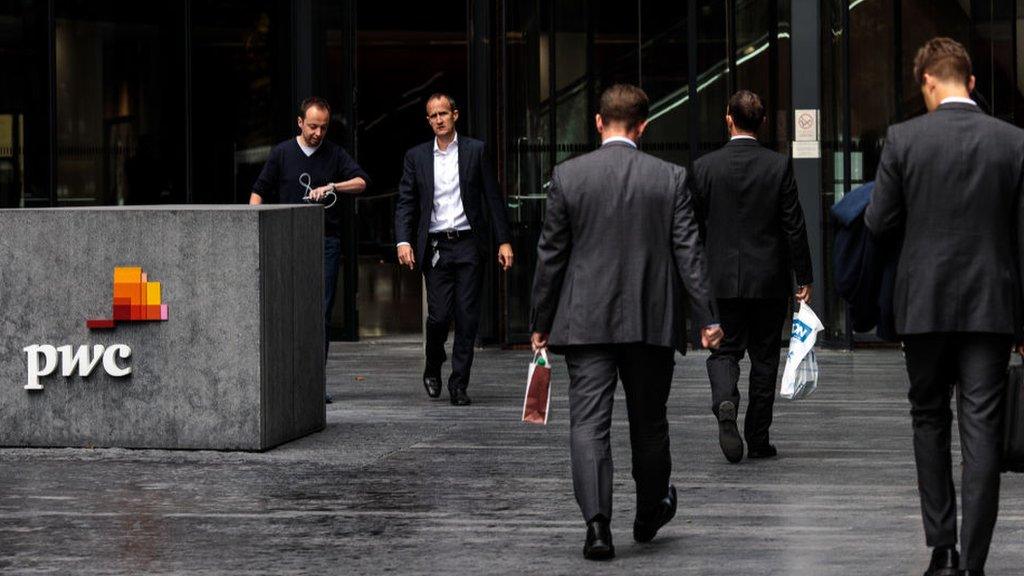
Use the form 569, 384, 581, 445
87, 267, 169, 329
22, 267, 168, 391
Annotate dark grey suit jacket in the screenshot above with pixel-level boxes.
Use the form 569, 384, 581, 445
690, 138, 813, 299
529, 141, 718, 354
394, 136, 511, 266
865, 102, 1024, 336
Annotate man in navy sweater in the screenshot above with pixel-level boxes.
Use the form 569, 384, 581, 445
250, 97, 369, 403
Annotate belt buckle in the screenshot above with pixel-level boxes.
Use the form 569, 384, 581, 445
445, 229, 457, 240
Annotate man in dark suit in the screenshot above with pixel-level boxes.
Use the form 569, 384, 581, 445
530, 84, 723, 561
866, 37, 1024, 576
394, 93, 513, 406
690, 90, 813, 463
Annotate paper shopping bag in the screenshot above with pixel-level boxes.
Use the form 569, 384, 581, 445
522, 349, 552, 425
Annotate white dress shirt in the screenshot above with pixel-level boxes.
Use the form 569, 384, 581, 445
730, 134, 757, 141
940, 96, 977, 106
429, 133, 470, 233
602, 136, 637, 148
397, 133, 470, 248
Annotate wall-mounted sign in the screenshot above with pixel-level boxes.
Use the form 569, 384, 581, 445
794, 109, 819, 141
792, 140, 821, 159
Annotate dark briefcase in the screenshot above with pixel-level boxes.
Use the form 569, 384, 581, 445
1005, 364, 1024, 473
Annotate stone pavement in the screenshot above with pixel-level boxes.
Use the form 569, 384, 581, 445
0, 338, 1022, 575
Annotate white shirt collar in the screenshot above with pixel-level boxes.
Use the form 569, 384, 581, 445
730, 135, 757, 141
940, 96, 977, 106
601, 136, 637, 148
296, 137, 320, 157
434, 132, 458, 154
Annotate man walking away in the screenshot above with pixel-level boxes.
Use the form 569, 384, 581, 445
531, 84, 723, 561
690, 89, 813, 463
866, 37, 1024, 576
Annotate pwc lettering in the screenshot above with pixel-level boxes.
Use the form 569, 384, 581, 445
22, 266, 169, 392
23, 344, 132, 390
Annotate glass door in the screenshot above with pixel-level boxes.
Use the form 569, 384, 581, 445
501, 0, 786, 344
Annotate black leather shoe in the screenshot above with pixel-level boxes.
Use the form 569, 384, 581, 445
923, 546, 959, 576
583, 516, 614, 561
422, 374, 442, 398
747, 444, 778, 459
450, 388, 472, 406
717, 402, 744, 463
325, 394, 333, 404
634, 484, 678, 543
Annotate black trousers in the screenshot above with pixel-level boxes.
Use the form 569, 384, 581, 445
324, 235, 343, 357
422, 234, 483, 392
903, 333, 1010, 571
706, 297, 789, 448
563, 344, 675, 523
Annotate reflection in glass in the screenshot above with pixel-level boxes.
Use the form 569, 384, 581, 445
0, 1, 41, 208
54, 1, 185, 206
191, 0, 285, 205
642, 1, 689, 167
697, 0, 729, 154
353, 0, 468, 336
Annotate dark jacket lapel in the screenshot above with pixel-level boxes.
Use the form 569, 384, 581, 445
457, 136, 469, 197
422, 141, 435, 210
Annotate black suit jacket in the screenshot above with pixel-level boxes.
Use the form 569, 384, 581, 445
865, 102, 1024, 336
530, 141, 717, 354
394, 135, 511, 266
690, 138, 813, 299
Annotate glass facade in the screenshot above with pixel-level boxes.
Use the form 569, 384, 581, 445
502, 0, 790, 341
822, 0, 1024, 343
6, 0, 1024, 346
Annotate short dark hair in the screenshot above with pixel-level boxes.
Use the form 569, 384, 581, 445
426, 93, 458, 112
598, 84, 649, 130
298, 97, 331, 120
913, 37, 972, 87
727, 90, 765, 133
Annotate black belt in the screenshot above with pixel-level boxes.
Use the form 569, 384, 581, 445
429, 229, 473, 241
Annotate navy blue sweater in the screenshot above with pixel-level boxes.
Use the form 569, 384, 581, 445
252, 138, 369, 236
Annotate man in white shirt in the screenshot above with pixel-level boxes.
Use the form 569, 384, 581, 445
394, 93, 513, 406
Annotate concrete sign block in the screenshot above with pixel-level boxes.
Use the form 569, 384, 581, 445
0, 205, 326, 450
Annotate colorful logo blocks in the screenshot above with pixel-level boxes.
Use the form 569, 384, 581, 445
87, 267, 168, 330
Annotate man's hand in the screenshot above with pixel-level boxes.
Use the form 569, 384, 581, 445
1016, 342, 1024, 358
309, 184, 334, 201
795, 284, 813, 304
531, 332, 548, 352
702, 325, 724, 350
498, 243, 514, 271
397, 245, 416, 270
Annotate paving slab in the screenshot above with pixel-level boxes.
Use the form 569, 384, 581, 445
0, 339, 1021, 575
